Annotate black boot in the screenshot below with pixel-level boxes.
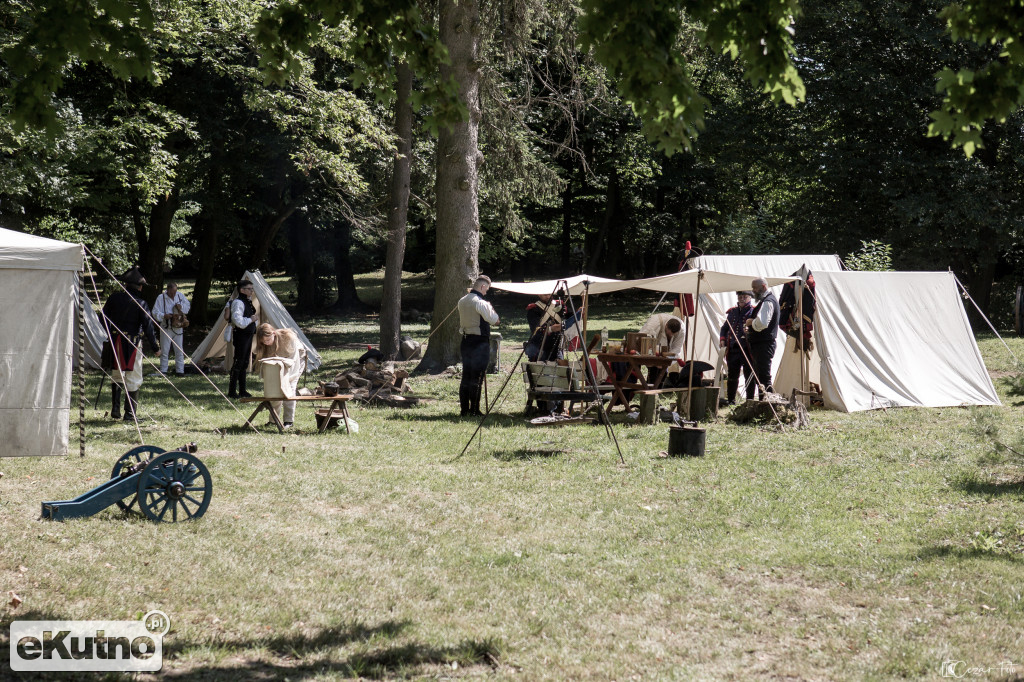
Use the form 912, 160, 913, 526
458, 385, 469, 416
228, 371, 238, 399
123, 390, 138, 421
238, 370, 252, 398
110, 384, 122, 419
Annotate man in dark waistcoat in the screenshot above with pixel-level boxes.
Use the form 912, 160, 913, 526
228, 279, 259, 398
744, 277, 780, 399
101, 267, 159, 420
719, 290, 755, 404
457, 275, 499, 416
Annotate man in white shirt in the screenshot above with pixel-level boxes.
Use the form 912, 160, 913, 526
457, 275, 500, 416
152, 282, 191, 376
744, 277, 780, 398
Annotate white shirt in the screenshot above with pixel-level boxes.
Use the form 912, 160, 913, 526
457, 291, 499, 335
750, 293, 776, 332
153, 291, 190, 327
639, 313, 686, 356
231, 298, 255, 329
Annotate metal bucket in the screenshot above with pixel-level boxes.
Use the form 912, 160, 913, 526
668, 425, 706, 457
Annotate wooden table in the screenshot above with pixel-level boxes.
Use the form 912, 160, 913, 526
240, 394, 354, 434
595, 353, 678, 412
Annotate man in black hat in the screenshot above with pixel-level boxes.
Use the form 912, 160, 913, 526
720, 290, 755, 404
101, 267, 159, 420
745, 278, 779, 398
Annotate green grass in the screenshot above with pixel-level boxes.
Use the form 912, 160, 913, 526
3, 277, 1024, 680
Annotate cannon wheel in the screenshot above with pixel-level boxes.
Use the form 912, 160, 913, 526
137, 451, 212, 523
112, 445, 167, 513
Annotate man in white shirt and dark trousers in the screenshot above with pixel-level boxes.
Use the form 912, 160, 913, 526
152, 282, 190, 376
457, 275, 500, 417
744, 278, 779, 399
228, 280, 259, 398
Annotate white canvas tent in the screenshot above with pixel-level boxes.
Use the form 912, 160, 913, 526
0, 228, 83, 457
776, 271, 999, 412
191, 270, 321, 372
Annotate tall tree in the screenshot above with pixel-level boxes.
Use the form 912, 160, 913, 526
379, 63, 414, 360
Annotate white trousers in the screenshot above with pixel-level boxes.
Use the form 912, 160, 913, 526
160, 327, 185, 373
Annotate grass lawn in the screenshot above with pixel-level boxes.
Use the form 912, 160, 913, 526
2, 274, 1023, 680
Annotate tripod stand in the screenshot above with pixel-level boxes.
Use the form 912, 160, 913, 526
454, 279, 624, 463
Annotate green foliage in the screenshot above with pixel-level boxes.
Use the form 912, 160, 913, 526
578, 0, 804, 155
845, 240, 894, 271
929, 0, 1024, 156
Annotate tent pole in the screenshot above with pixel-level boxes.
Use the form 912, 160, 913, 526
685, 271, 702, 418
798, 277, 806, 397
78, 260, 86, 457
582, 284, 589, 342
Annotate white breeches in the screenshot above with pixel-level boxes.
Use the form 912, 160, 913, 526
160, 327, 185, 372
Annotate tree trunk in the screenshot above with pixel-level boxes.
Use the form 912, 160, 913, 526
247, 202, 298, 271
331, 219, 369, 313
289, 214, 316, 312
190, 219, 218, 327
140, 186, 180, 291
416, 0, 482, 373
380, 62, 414, 360
588, 167, 619, 275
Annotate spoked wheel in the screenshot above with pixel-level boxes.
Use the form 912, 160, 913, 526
112, 445, 166, 513
137, 452, 212, 523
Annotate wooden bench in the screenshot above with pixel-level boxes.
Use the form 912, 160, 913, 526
636, 386, 720, 425
240, 394, 354, 434
522, 361, 611, 418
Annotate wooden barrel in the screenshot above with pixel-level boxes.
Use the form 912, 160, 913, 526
668, 426, 706, 456
685, 386, 720, 422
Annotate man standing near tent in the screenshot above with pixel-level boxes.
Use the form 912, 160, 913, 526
101, 267, 159, 420
720, 290, 755, 404
228, 279, 259, 398
745, 277, 780, 398
152, 282, 190, 376
457, 275, 499, 417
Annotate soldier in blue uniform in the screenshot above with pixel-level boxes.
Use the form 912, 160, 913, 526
719, 291, 755, 404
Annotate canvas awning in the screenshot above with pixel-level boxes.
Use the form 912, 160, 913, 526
490, 270, 797, 296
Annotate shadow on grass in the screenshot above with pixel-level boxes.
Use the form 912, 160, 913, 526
493, 448, 566, 461
914, 545, 1022, 563
0, 616, 503, 680
952, 477, 1024, 497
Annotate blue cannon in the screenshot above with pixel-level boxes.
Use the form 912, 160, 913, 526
42, 444, 212, 523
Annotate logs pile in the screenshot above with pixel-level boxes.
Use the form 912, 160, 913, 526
728, 392, 809, 429
324, 361, 421, 408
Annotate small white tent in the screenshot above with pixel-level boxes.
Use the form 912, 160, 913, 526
191, 270, 321, 372
776, 271, 1000, 412
0, 228, 83, 457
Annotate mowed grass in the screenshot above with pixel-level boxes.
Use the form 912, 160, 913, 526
2, 276, 1023, 680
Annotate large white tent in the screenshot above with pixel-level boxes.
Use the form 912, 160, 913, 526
0, 228, 83, 457
776, 271, 999, 412
191, 270, 321, 372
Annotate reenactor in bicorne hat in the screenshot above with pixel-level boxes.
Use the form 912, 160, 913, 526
101, 267, 159, 420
